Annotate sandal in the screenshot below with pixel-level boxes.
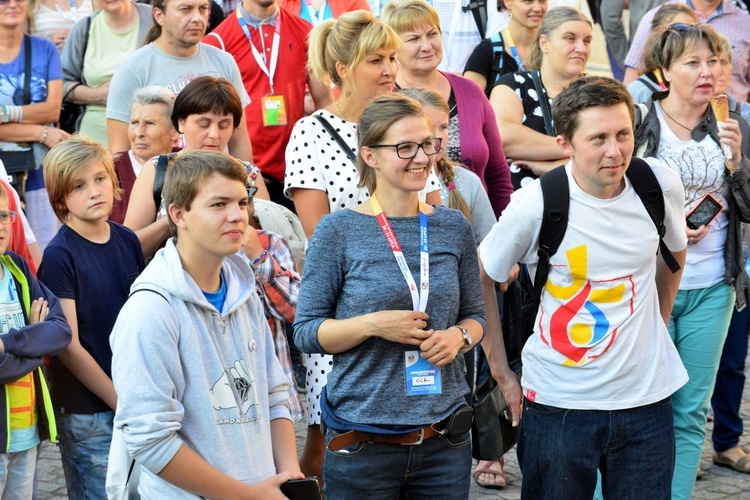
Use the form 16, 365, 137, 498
713, 449, 750, 474
473, 457, 507, 489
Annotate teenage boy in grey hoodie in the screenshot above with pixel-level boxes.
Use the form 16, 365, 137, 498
110, 150, 303, 499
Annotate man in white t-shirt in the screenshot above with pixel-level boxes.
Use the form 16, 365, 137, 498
479, 76, 689, 498
106, 0, 253, 160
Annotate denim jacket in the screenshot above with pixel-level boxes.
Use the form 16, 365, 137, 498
634, 91, 750, 296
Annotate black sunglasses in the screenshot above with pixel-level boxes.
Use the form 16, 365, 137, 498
667, 23, 715, 34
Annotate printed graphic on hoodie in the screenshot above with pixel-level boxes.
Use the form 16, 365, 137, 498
539, 245, 635, 366
210, 359, 260, 422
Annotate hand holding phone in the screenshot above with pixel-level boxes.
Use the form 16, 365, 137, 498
686, 193, 724, 230
280, 476, 322, 500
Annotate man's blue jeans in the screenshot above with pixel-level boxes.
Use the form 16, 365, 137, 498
57, 411, 114, 500
323, 427, 471, 499
518, 398, 674, 500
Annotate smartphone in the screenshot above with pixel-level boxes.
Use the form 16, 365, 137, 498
686, 193, 724, 230
280, 477, 323, 500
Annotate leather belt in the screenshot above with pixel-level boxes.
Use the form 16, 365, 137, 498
327, 424, 444, 452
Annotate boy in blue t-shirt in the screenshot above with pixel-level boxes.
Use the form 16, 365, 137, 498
38, 136, 145, 498
0, 186, 71, 497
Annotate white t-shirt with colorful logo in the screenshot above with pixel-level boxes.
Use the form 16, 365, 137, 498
480, 159, 689, 410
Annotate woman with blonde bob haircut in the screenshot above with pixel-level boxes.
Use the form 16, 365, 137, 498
295, 93, 484, 498
382, 0, 512, 219
285, 10, 443, 478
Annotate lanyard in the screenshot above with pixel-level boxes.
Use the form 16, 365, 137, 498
304, 0, 328, 25
56, 0, 77, 19
370, 194, 429, 313
502, 27, 525, 72
654, 68, 668, 91
236, 8, 281, 94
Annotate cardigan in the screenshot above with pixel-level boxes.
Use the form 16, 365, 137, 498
443, 71, 512, 217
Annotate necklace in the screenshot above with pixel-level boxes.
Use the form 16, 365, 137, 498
334, 99, 349, 123
659, 102, 695, 133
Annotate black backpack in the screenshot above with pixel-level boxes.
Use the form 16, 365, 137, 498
508, 158, 681, 360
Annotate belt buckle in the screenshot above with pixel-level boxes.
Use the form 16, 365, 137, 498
401, 428, 424, 446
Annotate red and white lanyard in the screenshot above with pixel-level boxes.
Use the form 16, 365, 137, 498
236, 8, 281, 94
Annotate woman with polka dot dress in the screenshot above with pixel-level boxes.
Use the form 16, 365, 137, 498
284, 10, 442, 479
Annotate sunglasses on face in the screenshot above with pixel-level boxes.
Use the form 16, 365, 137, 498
369, 138, 442, 160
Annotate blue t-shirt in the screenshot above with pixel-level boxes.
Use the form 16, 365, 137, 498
0, 36, 63, 191
202, 271, 227, 313
0, 36, 62, 191
38, 222, 145, 414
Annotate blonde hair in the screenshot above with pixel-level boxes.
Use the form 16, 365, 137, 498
307, 10, 401, 89
526, 6, 591, 70
44, 135, 122, 223
381, 0, 441, 34
718, 33, 732, 61
356, 94, 427, 194
397, 88, 471, 221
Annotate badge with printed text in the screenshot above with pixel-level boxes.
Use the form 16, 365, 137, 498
404, 350, 441, 396
261, 94, 287, 126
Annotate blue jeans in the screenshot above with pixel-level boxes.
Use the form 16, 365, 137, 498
711, 290, 749, 452
0, 445, 37, 499
57, 411, 114, 500
323, 427, 471, 499
668, 283, 734, 499
517, 398, 674, 500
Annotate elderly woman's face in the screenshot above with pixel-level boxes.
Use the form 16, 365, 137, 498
178, 111, 235, 152
396, 22, 443, 74
128, 103, 177, 163
662, 40, 719, 107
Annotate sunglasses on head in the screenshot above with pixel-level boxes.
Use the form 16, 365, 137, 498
667, 22, 714, 33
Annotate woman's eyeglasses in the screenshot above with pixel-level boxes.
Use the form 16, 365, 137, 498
0, 211, 17, 225
369, 138, 442, 159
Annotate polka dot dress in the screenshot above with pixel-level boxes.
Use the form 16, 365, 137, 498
284, 109, 441, 425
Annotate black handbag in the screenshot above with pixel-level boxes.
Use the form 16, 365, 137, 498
59, 16, 91, 134
471, 368, 520, 460
0, 35, 36, 175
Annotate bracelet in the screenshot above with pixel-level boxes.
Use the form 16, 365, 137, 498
250, 248, 267, 267
1, 105, 22, 123
40, 125, 48, 144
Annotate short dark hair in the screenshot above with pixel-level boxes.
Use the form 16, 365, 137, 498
171, 76, 243, 131
163, 150, 248, 237
552, 76, 634, 141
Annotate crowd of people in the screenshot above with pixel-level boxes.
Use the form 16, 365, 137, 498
0, 0, 749, 498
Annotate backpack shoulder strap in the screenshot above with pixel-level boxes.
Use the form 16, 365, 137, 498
153, 154, 175, 210
536, 166, 569, 305
489, 32, 504, 86
530, 70, 555, 137
23, 35, 31, 105
626, 157, 681, 274
633, 103, 650, 158
313, 114, 355, 165
463, 0, 488, 38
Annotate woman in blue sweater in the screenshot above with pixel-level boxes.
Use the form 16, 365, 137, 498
294, 94, 485, 499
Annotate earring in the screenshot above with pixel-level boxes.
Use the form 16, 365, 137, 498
345, 89, 352, 98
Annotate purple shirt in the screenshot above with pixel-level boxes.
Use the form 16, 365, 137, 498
624, 0, 750, 102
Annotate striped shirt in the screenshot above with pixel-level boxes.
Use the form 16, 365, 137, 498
624, 0, 750, 101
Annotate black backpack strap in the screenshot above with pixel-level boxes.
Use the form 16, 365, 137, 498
489, 32, 504, 86
313, 114, 355, 165
535, 165, 570, 313
153, 154, 175, 210
626, 157, 681, 274
80, 16, 92, 86
530, 70, 556, 137
463, 0, 488, 38
23, 35, 31, 105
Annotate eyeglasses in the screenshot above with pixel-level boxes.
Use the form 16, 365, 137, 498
0, 211, 17, 225
0, 0, 27, 6
369, 138, 442, 159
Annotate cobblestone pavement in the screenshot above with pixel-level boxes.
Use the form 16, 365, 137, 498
34, 376, 750, 499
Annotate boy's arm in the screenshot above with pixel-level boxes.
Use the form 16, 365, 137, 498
56, 298, 117, 410
270, 417, 301, 475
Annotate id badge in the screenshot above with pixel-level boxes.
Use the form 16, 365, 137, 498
405, 350, 441, 396
261, 94, 287, 126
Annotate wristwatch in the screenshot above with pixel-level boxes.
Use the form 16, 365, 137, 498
455, 325, 472, 349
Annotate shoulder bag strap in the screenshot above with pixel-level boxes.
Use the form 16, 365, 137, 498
153, 154, 173, 209
535, 165, 569, 310
626, 157, 680, 274
313, 114, 356, 165
79, 15, 92, 86
530, 70, 555, 137
489, 32, 504, 86
23, 35, 31, 105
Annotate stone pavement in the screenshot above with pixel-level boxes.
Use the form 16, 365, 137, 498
34, 376, 750, 499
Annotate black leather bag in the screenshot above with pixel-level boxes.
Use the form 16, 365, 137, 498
471, 368, 520, 460
0, 35, 36, 176
59, 16, 91, 134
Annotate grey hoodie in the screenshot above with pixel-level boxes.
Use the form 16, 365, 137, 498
110, 239, 291, 499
